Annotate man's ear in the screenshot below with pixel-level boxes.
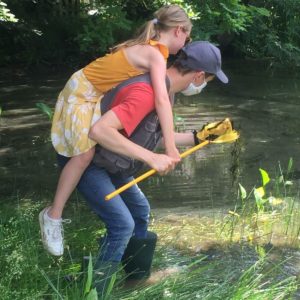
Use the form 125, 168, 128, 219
194, 71, 205, 81
195, 71, 205, 79
174, 26, 182, 37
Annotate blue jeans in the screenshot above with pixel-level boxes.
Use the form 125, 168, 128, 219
57, 154, 150, 262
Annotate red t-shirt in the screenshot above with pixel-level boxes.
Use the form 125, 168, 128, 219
110, 82, 155, 137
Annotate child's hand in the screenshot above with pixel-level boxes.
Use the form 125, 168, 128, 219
166, 146, 181, 163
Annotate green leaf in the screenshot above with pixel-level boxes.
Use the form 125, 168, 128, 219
104, 273, 116, 300
238, 183, 247, 200
255, 186, 265, 198
278, 175, 284, 183
254, 188, 264, 212
36, 102, 53, 120
0, 1, 18, 22
219, 3, 232, 13
259, 168, 270, 187
250, 6, 271, 17
287, 157, 293, 174
86, 288, 98, 300
0, 106, 2, 117
84, 254, 93, 295
255, 245, 266, 259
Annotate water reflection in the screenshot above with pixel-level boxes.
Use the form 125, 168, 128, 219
0, 61, 299, 208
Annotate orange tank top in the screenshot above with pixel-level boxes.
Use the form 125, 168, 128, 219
83, 40, 169, 93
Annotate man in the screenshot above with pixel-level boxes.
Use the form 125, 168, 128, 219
58, 41, 228, 296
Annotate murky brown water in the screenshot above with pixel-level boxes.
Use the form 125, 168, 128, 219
1, 60, 300, 207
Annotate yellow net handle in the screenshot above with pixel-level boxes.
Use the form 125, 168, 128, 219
105, 125, 239, 201
105, 140, 210, 201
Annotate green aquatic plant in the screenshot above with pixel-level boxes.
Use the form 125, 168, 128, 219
253, 168, 270, 213
222, 168, 272, 243
237, 168, 272, 214
221, 162, 299, 246
238, 182, 247, 201
36, 102, 53, 121
275, 157, 294, 197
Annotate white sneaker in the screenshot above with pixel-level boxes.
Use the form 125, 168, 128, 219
39, 207, 70, 256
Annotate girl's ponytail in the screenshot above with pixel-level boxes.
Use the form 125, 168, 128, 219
111, 5, 191, 52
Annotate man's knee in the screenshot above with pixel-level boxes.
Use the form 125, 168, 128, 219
134, 195, 151, 223
143, 201, 151, 217
109, 214, 135, 240
121, 216, 135, 238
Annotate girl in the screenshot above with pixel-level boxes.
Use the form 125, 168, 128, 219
39, 5, 192, 256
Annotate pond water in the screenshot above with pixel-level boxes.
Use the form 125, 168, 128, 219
1, 60, 299, 209
1, 60, 300, 297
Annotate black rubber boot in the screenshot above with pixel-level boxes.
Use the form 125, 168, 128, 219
94, 260, 119, 299
122, 231, 157, 280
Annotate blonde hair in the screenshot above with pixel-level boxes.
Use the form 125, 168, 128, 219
111, 5, 192, 52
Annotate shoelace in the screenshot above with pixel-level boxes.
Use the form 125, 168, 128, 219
51, 219, 71, 240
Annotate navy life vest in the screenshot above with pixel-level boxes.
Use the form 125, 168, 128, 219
92, 73, 171, 177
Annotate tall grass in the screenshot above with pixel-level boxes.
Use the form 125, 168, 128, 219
115, 258, 297, 300
0, 162, 299, 299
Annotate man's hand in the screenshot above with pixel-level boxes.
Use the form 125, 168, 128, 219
147, 153, 178, 175
165, 146, 181, 163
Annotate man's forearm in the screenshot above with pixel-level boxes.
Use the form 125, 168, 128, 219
174, 132, 195, 146
90, 124, 156, 165
158, 132, 194, 148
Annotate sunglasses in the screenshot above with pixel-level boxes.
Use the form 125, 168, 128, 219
179, 26, 192, 45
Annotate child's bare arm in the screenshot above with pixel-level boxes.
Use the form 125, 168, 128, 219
148, 50, 181, 161
89, 110, 175, 174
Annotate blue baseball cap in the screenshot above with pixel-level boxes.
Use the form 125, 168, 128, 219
178, 41, 228, 83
